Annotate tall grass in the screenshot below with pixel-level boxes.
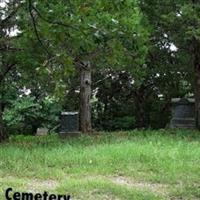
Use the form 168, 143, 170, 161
0, 130, 200, 199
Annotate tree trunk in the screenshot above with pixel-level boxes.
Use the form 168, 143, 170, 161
0, 102, 7, 143
80, 62, 92, 133
194, 53, 200, 129
0, 81, 8, 143
135, 91, 146, 128
192, 0, 200, 129
136, 101, 146, 128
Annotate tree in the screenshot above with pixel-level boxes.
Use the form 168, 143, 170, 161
138, 0, 198, 128
0, 0, 67, 141
0, 0, 22, 142
159, 0, 200, 129
191, 0, 200, 129
27, 0, 149, 133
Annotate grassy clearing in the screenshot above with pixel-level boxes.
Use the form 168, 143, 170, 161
0, 130, 200, 199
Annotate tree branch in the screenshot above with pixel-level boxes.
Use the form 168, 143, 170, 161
0, 64, 16, 84
28, 0, 51, 56
0, 1, 21, 27
31, 5, 86, 36
0, 47, 23, 52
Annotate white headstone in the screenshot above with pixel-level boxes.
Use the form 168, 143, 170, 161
36, 128, 48, 136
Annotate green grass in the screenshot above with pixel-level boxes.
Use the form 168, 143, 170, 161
0, 130, 200, 199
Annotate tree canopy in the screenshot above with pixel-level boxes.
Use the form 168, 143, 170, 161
0, 0, 200, 141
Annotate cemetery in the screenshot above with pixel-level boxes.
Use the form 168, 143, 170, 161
0, 1, 200, 200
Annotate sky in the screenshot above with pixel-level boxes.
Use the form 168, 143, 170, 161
0, 1, 7, 8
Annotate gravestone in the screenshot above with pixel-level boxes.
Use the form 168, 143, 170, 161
59, 112, 80, 138
170, 98, 195, 129
36, 128, 48, 136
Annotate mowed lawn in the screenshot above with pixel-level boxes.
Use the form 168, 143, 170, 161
0, 130, 200, 200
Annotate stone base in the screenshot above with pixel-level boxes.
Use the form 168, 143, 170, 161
170, 117, 195, 129
59, 132, 81, 139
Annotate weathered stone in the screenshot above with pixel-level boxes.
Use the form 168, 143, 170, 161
36, 128, 48, 136
170, 98, 195, 129
59, 112, 80, 138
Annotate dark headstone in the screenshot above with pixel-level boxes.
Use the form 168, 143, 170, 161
170, 98, 195, 129
59, 112, 80, 138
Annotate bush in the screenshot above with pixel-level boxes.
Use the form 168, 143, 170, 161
3, 96, 61, 135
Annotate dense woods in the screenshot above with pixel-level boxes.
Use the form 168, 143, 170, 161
0, 0, 200, 142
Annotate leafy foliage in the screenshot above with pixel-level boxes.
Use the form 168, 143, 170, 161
3, 96, 61, 135
1, 0, 200, 137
